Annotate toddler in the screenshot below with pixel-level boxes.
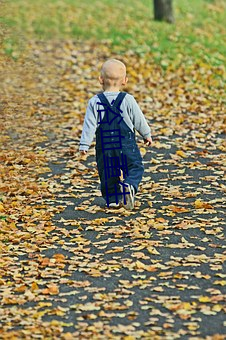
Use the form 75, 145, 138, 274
79, 59, 152, 209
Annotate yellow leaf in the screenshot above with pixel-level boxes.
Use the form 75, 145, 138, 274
153, 286, 164, 292
70, 236, 85, 243
106, 247, 124, 254
198, 296, 211, 303
135, 260, 147, 269
37, 302, 52, 308
31, 282, 39, 292
140, 147, 146, 156
182, 302, 193, 310
61, 322, 74, 327
194, 199, 213, 209
187, 323, 199, 331
212, 304, 223, 312
9, 222, 16, 228
62, 333, 74, 340
135, 260, 157, 272
214, 280, 226, 286
151, 158, 160, 164
176, 150, 187, 158
92, 218, 108, 225
33, 309, 51, 318
155, 224, 167, 230
0, 203, 5, 212
50, 320, 60, 326
147, 246, 160, 255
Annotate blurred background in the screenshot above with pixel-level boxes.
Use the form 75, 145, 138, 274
1, 0, 225, 67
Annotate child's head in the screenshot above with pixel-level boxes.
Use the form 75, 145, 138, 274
99, 59, 128, 91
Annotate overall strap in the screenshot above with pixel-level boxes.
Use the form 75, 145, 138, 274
97, 92, 111, 108
112, 92, 127, 111
97, 92, 127, 112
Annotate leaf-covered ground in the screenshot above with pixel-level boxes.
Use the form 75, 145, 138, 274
0, 38, 225, 339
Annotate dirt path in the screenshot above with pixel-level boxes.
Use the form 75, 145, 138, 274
0, 40, 225, 339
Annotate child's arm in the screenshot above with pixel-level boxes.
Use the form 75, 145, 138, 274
128, 95, 152, 145
79, 99, 98, 153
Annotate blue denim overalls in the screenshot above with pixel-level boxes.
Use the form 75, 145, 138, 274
95, 92, 144, 204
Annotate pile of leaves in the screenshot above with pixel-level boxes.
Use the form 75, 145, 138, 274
0, 39, 225, 339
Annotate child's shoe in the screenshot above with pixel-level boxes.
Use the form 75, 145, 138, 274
106, 201, 122, 208
123, 183, 135, 210
109, 202, 121, 208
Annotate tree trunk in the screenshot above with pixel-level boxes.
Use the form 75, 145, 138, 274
153, 0, 174, 23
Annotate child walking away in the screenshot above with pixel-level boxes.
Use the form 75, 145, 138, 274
79, 59, 152, 210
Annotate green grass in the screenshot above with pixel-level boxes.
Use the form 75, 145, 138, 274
1, 0, 225, 65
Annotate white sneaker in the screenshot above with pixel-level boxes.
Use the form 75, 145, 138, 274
123, 183, 135, 210
108, 202, 121, 208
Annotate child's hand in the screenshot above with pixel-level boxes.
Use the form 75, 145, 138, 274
144, 137, 152, 146
80, 150, 87, 155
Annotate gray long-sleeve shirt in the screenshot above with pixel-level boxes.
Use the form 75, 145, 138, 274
79, 91, 151, 151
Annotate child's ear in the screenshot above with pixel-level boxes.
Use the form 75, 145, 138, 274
122, 76, 128, 85
99, 76, 104, 84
